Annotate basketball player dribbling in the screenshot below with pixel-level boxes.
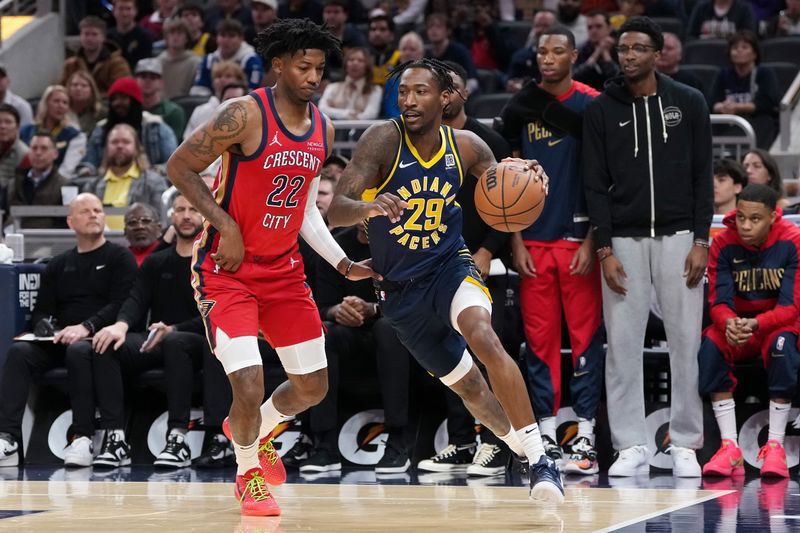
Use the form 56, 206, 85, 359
167, 19, 381, 516
327, 58, 565, 504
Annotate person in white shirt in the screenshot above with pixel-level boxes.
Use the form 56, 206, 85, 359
318, 47, 382, 120
0, 65, 33, 129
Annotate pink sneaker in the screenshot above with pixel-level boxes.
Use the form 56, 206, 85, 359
223, 417, 287, 486
235, 468, 281, 516
758, 440, 789, 478
702, 439, 744, 477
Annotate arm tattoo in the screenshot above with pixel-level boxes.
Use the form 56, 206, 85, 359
186, 101, 248, 158
460, 130, 497, 178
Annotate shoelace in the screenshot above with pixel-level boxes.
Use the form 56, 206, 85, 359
434, 445, 459, 460
709, 443, 733, 463
258, 438, 279, 466
757, 443, 775, 462
242, 471, 271, 502
164, 436, 186, 455
473, 444, 499, 465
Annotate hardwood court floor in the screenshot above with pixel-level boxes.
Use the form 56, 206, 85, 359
0, 474, 728, 532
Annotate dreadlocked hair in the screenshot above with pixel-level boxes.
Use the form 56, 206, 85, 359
388, 58, 456, 93
255, 18, 342, 65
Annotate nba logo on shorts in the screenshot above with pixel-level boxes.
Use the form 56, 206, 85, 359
445, 154, 455, 168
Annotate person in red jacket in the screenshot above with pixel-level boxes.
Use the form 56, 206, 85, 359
699, 184, 800, 479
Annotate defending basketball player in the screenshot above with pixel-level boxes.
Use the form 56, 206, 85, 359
327, 58, 565, 504
166, 19, 380, 516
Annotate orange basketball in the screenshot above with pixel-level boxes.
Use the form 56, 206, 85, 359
475, 161, 545, 232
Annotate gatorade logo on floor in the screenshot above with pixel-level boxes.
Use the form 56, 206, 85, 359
339, 410, 387, 465
271, 419, 303, 457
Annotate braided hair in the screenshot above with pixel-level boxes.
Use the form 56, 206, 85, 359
254, 18, 342, 65
388, 58, 457, 93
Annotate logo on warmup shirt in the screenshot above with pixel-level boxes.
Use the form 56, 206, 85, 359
663, 106, 682, 127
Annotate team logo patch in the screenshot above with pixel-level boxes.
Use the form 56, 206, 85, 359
199, 299, 216, 317
663, 106, 682, 127
445, 153, 455, 168
777, 336, 786, 351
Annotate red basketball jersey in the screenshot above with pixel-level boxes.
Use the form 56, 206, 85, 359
204, 87, 328, 265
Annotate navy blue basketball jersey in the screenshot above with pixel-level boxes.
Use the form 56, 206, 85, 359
363, 118, 466, 282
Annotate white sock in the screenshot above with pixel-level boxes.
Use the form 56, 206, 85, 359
712, 399, 738, 446
577, 417, 595, 444
110, 429, 125, 441
233, 437, 259, 475
768, 401, 791, 445
516, 423, 545, 463
259, 396, 291, 440
497, 426, 524, 457
538, 416, 556, 442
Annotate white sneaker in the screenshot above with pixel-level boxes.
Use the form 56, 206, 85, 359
669, 446, 701, 477
0, 435, 18, 467
64, 436, 94, 467
608, 446, 649, 477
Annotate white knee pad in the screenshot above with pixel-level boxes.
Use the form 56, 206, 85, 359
439, 350, 474, 386
214, 328, 262, 375
276, 335, 328, 375
450, 280, 492, 334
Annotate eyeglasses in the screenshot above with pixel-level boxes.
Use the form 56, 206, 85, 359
615, 44, 658, 55
125, 217, 156, 228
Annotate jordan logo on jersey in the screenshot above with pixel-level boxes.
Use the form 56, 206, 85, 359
270, 132, 282, 147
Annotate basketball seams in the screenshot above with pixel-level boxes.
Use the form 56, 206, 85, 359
475, 161, 546, 232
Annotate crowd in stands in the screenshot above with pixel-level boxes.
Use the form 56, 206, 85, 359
0, 0, 797, 479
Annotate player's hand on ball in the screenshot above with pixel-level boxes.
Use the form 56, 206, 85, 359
368, 192, 407, 223
212, 225, 245, 272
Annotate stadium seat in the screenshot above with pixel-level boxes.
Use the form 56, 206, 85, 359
683, 39, 728, 66
466, 93, 512, 119
761, 37, 800, 65
679, 64, 719, 100
172, 94, 211, 120
476, 68, 500, 94
497, 21, 532, 51
762, 62, 800, 98
652, 17, 684, 40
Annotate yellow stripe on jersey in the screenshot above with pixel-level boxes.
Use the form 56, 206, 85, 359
445, 126, 464, 186
464, 275, 493, 303
362, 120, 403, 202
403, 119, 446, 169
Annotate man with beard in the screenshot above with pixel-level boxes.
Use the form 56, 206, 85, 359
85, 123, 168, 231
123, 202, 165, 265
557, 0, 589, 48
91, 193, 208, 468
80, 77, 177, 176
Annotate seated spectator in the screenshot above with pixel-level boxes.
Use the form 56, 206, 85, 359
425, 14, 479, 93
278, 0, 324, 25
90, 193, 205, 469
574, 10, 620, 91
300, 224, 413, 474
84, 123, 168, 230
750, 0, 785, 28
204, 0, 253, 33
139, 0, 178, 41
711, 31, 779, 149
66, 71, 106, 135
457, 0, 511, 72
766, 0, 800, 36
193, 19, 264, 95
183, 62, 247, 140
135, 58, 186, 140
0, 192, 137, 468
322, 153, 348, 183
245, 0, 279, 46
558, 0, 589, 48
179, 1, 217, 56
504, 10, 557, 93
0, 104, 29, 193
59, 16, 131, 96
321, 0, 367, 76
107, 0, 154, 71
124, 202, 165, 265
713, 158, 747, 214
743, 148, 784, 196
368, 14, 400, 88
0, 65, 32, 129
81, 76, 177, 174
655, 33, 705, 94
382, 31, 424, 118
157, 18, 202, 100
6, 132, 68, 229
316, 168, 336, 227
20, 85, 87, 179
688, 0, 757, 39
318, 47, 382, 120
698, 184, 800, 479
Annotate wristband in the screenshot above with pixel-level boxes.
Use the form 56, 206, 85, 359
693, 239, 710, 248
81, 320, 95, 335
596, 246, 613, 262
344, 260, 355, 279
